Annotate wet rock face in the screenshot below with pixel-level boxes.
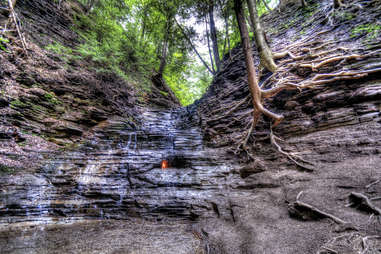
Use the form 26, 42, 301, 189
0, 0, 180, 176
0, 109, 242, 224
1, 0, 381, 253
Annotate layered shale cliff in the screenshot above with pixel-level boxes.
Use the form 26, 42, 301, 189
1, 0, 381, 253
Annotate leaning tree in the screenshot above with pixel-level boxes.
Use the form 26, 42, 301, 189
232, 0, 370, 168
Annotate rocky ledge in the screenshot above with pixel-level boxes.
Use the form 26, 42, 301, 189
0, 0, 381, 253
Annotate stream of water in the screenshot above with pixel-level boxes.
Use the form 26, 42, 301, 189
0, 108, 237, 226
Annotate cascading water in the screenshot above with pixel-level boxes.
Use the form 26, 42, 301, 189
0, 108, 239, 225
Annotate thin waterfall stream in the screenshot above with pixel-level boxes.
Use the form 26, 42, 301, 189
0, 108, 239, 225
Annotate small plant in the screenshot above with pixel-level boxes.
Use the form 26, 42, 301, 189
333, 11, 355, 21
32, 83, 42, 88
304, 3, 319, 18
45, 42, 73, 63
0, 35, 9, 52
344, 12, 355, 21
44, 92, 61, 105
45, 42, 72, 55
18, 141, 27, 147
10, 99, 28, 109
159, 91, 168, 97
0, 164, 15, 175
282, 18, 297, 30
351, 24, 381, 40
31, 104, 45, 112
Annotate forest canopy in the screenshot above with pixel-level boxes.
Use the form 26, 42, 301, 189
52, 0, 276, 105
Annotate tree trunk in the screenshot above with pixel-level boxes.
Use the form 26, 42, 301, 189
301, 0, 307, 7
205, 17, 216, 73
174, 18, 215, 75
158, 17, 172, 75
234, 0, 262, 119
158, 39, 168, 74
218, 0, 231, 58
234, 0, 283, 126
209, 1, 221, 72
1, 0, 15, 28
140, 8, 148, 41
222, 12, 230, 57
247, 0, 277, 72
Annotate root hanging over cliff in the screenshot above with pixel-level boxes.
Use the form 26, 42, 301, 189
1, 0, 28, 55
197, 0, 381, 170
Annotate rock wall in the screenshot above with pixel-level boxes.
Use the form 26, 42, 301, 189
195, 0, 381, 252
0, 0, 179, 173
0, 0, 380, 253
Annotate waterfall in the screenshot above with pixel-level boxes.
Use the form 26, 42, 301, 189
0, 108, 237, 224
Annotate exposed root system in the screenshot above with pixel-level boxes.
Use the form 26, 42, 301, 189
349, 192, 381, 215
1, 0, 28, 55
270, 129, 314, 171
289, 192, 356, 230
318, 233, 381, 254
200, 29, 381, 162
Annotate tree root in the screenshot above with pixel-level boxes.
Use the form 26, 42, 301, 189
311, 70, 366, 81
289, 191, 357, 231
207, 96, 249, 123
349, 192, 381, 215
318, 233, 381, 254
365, 179, 380, 189
270, 130, 314, 171
260, 66, 375, 103
1, 0, 28, 56
219, 27, 381, 159
4, 0, 28, 55
320, 246, 338, 254
360, 235, 381, 254
236, 109, 260, 152
273, 50, 297, 60
299, 54, 363, 70
242, 118, 256, 148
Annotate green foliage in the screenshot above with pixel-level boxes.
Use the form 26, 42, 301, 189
70, 0, 212, 105
257, 0, 271, 16
49, 0, 279, 105
0, 164, 16, 175
304, 2, 319, 16
332, 9, 356, 22
165, 60, 211, 106
159, 91, 169, 97
10, 99, 28, 109
351, 24, 381, 40
45, 42, 72, 55
44, 92, 61, 105
31, 104, 45, 112
0, 35, 9, 52
72, 0, 160, 88
45, 42, 74, 63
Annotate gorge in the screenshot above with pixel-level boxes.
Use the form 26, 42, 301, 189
0, 0, 381, 253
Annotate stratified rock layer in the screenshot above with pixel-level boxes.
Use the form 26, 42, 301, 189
0, 0, 381, 253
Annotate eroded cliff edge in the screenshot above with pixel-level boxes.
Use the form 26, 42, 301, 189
0, 0, 380, 253
194, 0, 381, 252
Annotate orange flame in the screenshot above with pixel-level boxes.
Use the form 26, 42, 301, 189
161, 160, 169, 169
